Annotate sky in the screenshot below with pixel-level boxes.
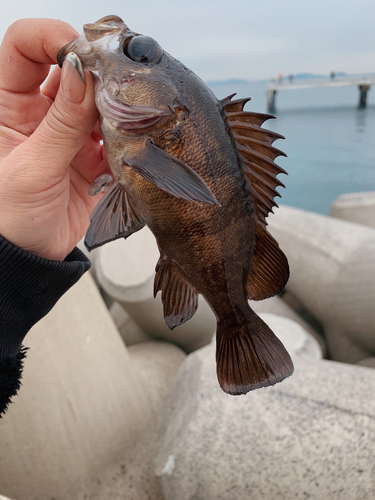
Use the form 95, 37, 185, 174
0, 0, 374, 82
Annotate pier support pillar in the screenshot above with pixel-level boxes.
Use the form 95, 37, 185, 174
267, 89, 277, 112
359, 85, 370, 107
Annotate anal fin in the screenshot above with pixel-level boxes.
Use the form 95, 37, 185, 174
247, 223, 289, 300
84, 180, 145, 251
154, 255, 199, 330
216, 311, 294, 395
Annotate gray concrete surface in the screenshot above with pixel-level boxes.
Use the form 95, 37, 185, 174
0, 274, 185, 500
330, 191, 375, 228
154, 326, 375, 500
267, 205, 375, 364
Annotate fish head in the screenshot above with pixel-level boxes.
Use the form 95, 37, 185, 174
58, 15, 184, 134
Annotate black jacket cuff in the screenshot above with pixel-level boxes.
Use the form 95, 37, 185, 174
0, 237, 91, 359
0, 237, 91, 416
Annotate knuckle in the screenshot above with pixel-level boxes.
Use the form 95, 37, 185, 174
44, 102, 86, 140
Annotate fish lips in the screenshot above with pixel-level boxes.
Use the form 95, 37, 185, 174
96, 89, 169, 133
57, 47, 171, 134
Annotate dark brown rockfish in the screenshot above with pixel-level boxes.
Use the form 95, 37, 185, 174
58, 15, 294, 395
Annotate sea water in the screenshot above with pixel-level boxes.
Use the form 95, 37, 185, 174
207, 80, 375, 215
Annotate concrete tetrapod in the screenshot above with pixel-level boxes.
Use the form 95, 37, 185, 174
330, 191, 375, 229
154, 315, 375, 500
77, 238, 114, 308
357, 357, 375, 369
0, 273, 185, 500
267, 205, 375, 364
109, 301, 152, 346
251, 295, 326, 356
83, 341, 186, 500
96, 227, 216, 353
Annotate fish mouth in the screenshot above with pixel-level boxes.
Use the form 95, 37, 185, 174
116, 115, 164, 131
96, 90, 168, 132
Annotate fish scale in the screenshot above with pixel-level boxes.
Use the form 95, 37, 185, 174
58, 15, 293, 395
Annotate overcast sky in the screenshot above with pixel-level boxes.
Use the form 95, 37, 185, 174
1, 0, 373, 81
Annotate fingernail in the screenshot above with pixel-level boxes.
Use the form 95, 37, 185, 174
61, 52, 86, 103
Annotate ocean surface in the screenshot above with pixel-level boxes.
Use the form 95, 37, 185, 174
207, 79, 375, 215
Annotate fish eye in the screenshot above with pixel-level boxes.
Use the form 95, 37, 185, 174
123, 36, 162, 64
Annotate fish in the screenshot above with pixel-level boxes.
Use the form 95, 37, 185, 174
58, 15, 294, 395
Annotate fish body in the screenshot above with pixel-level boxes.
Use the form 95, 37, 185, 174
58, 16, 293, 394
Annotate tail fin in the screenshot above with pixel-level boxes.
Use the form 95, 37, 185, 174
216, 312, 294, 395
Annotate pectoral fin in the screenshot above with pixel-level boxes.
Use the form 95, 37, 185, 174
84, 180, 145, 251
124, 140, 218, 205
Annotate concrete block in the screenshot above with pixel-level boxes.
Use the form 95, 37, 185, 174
109, 301, 151, 346
154, 337, 375, 500
96, 227, 216, 353
330, 191, 375, 228
0, 273, 150, 500
84, 341, 186, 500
257, 313, 322, 360
77, 238, 113, 308
129, 342, 187, 413
267, 206, 375, 363
251, 295, 326, 356
357, 357, 375, 369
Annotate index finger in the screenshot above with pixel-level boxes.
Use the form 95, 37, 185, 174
0, 18, 78, 93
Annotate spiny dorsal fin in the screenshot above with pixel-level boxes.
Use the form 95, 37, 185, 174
231, 123, 284, 145
219, 95, 252, 113
220, 94, 289, 300
220, 94, 286, 223
154, 255, 199, 330
223, 110, 277, 128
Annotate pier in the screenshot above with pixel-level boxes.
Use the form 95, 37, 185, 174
266, 76, 375, 111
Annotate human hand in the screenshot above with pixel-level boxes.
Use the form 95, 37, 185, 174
0, 19, 110, 261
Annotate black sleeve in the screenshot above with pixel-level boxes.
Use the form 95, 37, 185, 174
0, 235, 91, 416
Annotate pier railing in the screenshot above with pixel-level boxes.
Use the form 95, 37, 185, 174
266, 76, 375, 111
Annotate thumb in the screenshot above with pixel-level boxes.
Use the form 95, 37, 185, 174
26, 54, 98, 180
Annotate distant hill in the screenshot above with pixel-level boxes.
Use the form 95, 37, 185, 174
291, 72, 348, 80
207, 72, 349, 85
206, 79, 250, 85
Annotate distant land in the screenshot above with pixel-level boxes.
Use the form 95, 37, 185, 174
206, 72, 349, 85
206, 78, 251, 85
